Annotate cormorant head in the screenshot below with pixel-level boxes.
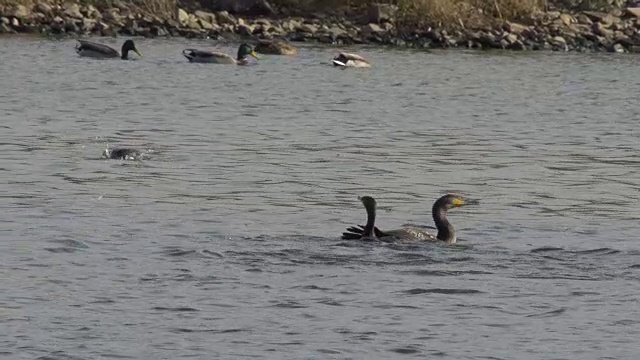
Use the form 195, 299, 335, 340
122, 40, 142, 58
238, 43, 259, 60
437, 194, 479, 211
359, 196, 377, 210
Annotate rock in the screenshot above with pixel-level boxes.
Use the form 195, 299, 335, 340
255, 18, 270, 26
64, 21, 79, 33
102, 8, 121, 23
63, 3, 82, 19
611, 43, 625, 52
505, 21, 527, 34
10, 17, 20, 27
0, 22, 14, 33
35, 2, 52, 15
195, 10, 216, 25
150, 25, 168, 37
626, 7, 640, 18
576, 13, 593, 25
1, 17, 8, 25
282, 19, 300, 31
237, 23, 253, 35
296, 23, 316, 33
82, 4, 100, 19
165, 18, 180, 29
509, 40, 526, 50
81, 18, 96, 31
186, 16, 201, 30
213, 0, 274, 16
593, 22, 614, 39
361, 22, 384, 37
177, 8, 188, 24
582, 11, 616, 25
9, 5, 30, 18
560, 13, 574, 27
504, 32, 518, 44
366, 3, 396, 24
326, 25, 346, 37
550, 35, 567, 46
199, 19, 214, 30
215, 11, 236, 25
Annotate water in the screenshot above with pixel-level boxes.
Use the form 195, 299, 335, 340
1, 35, 640, 359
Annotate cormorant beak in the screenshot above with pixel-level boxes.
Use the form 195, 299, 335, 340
250, 51, 260, 60
464, 198, 480, 206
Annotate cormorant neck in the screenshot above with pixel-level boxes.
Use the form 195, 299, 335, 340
433, 204, 455, 243
363, 203, 376, 237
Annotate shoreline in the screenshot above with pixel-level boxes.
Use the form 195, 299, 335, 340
2, 2, 640, 53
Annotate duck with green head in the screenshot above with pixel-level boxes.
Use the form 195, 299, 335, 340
342, 194, 478, 244
76, 39, 142, 60
182, 43, 260, 65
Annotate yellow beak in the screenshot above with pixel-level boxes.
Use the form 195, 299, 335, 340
134, 49, 143, 57
250, 51, 260, 60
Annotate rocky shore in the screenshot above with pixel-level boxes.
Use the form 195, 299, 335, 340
3, 1, 640, 52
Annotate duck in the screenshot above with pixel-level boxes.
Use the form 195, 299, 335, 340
254, 39, 297, 55
76, 39, 142, 60
103, 147, 143, 160
341, 194, 478, 244
332, 52, 371, 68
182, 43, 259, 65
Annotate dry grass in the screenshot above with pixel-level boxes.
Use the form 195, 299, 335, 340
0, 0, 177, 19
0, 0, 33, 7
133, 0, 176, 19
397, 0, 546, 30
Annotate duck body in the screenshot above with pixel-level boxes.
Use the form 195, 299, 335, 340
332, 52, 371, 68
182, 43, 259, 65
76, 40, 141, 60
342, 194, 477, 244
254, 39, 297, 55
103, 148, 143, 160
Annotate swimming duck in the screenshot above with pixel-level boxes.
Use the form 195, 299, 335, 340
342, 194, 477, 244
332, 52, 371, 68
341, 196, 378, 240
103, 148, 143, 160
76, 39, 142, 59
182, 43, 259, 65
254, 39, 297, 55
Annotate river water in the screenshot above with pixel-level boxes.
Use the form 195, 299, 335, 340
1, 36, 639, 359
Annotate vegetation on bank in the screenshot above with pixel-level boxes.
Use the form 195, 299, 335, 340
0, 0, 627, 31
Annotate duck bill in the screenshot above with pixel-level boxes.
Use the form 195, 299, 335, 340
134, 49, 143, 57
250, 51, 260, 60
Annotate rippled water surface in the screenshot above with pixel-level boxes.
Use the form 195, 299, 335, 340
2, 36, 640, 359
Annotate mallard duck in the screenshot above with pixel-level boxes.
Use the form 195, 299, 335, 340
342, 194, 478, 244
76, 39, 142, 60
182, 43, 259, 65
103, 147, 143, 160
342, 196, 378, 240
332, 52, 371, 68
254, 39, 297, 55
